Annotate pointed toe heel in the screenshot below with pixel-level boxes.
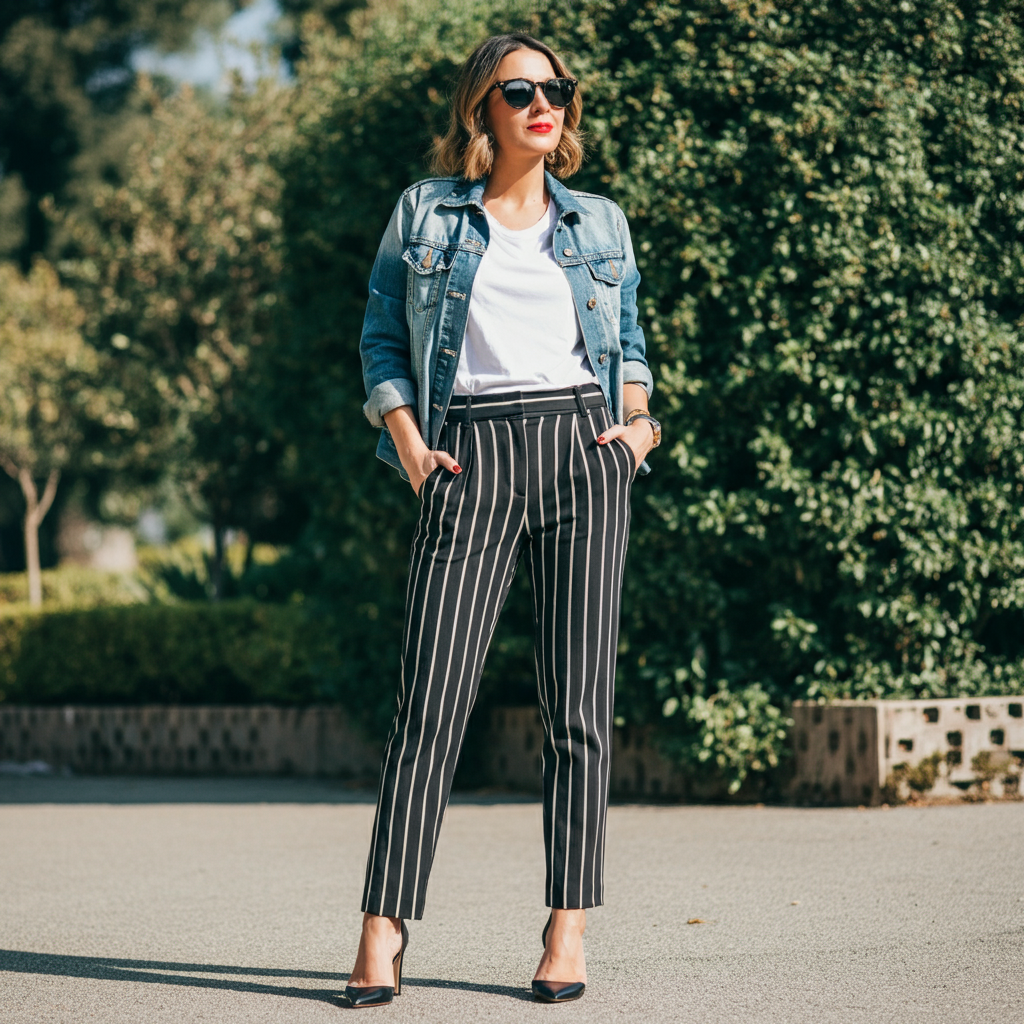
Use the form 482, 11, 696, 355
341, 921, 409, 1009
534, 913, 586, 1003
532, 979, 586, 1003
340, 985, 394, 1009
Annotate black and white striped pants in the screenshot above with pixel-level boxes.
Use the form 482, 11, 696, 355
361, 384, 634, 920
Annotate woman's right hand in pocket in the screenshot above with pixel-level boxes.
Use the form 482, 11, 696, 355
410, 448, 461, 497
382, 403, 462, 496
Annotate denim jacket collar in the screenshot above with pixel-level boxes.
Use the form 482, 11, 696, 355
437, 170, 587, 219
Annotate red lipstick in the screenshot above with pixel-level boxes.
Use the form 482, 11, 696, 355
528, 123, 553, 133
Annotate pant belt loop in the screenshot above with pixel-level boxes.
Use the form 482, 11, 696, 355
573, 385, 588, 418
463, 395, 473, 426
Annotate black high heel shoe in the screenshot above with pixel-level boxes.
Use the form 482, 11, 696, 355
340, 920, 409, 1009
532, 912, 586, 1004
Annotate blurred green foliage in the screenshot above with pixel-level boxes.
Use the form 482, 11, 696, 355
59, 75, 304, 596
0, 565, 147, 609
0, 0, 245, 262
0, 260, 133, 604
537, 0, 1024, 762
0, 600, 396, 730
6, 0, 1023, 798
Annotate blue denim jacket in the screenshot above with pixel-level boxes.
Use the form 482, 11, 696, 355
359, 171, 654, 480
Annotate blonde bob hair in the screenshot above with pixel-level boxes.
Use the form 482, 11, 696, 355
430, 33, 584, 181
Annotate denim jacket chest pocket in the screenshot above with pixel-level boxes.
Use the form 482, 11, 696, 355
582, 250, 625, 327
402, 242, 456, 315
583, 251, 625, 283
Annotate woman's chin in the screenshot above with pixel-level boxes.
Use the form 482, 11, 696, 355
504, 137, 560, 161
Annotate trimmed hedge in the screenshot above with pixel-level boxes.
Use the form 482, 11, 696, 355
0, 566, 150, 609
0, 601, 344, 708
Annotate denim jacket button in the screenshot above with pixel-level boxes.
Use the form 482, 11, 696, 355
587, 298, 597, 310
598, 353, 607, 364
563, 248, 573, 256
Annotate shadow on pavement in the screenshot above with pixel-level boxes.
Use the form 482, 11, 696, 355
0, 949, 533, 1003
0, 776, 541, 806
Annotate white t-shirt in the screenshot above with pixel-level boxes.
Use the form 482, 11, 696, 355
453, 201, 599, 396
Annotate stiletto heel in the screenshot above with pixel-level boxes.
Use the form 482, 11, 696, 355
393, 920, 408, 996
341, 920, 409, 1009
532, 913, 586, 1004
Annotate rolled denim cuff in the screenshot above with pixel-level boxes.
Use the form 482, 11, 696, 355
363, 377, 418, 428
622, 360, 654, 398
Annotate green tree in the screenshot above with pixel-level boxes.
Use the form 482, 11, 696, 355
63, 75, 297, 596
0, 261, 117, 606
0, 0, 242, 262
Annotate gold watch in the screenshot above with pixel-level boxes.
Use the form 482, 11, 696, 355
624, 410, 661, 448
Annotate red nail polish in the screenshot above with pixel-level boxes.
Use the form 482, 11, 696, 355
453, 464, 461, 473
598, 436, 605, 443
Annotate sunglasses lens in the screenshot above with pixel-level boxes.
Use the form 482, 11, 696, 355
501, 80, 535, 108
543, 79, 575, 107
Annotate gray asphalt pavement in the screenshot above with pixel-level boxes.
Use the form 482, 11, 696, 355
0, 777, 1021, 1023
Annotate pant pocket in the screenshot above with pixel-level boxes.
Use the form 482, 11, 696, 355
613, 437, 636, 480
417, 464, 444, 500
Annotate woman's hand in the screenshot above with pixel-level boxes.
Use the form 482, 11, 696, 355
407, 447, 461, 497
383, 403, 462, 496
596, 418, 655, 473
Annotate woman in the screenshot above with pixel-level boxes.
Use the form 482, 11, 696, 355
343, 32, 660, 1008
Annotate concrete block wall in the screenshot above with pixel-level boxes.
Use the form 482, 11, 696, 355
0, 704, 688, 797
485, 707, 686, 798
12, 698, 1018, 803
0, 706, 381, 781
791, 696, 1024, 805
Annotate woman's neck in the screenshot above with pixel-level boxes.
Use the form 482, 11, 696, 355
482, 153, 549, 230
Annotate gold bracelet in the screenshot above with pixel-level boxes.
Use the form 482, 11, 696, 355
623, 408, 648, 424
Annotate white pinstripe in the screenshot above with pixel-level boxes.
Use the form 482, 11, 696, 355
572, 415, 594, 906
582, 411, 610, 904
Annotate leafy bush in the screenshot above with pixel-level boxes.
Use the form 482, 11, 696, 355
0, 565, 148, 610
660, 682, 793, 795
536, 0, 1024, 791
0, 601, 391, 732
882, 750, 945, 803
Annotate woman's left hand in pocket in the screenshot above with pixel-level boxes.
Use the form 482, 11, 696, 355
596, 418, 655, 471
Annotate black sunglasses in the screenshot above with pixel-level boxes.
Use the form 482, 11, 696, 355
487, 77, 578, 110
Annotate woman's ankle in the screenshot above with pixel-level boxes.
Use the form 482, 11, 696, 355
548, 908, 586, 937
362, 912, 401, 931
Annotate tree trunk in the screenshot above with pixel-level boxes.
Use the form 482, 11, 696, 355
7, 466, 60, 609
242, 530, 255, 577
210, 521, 226, 601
